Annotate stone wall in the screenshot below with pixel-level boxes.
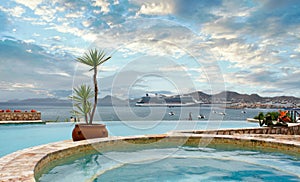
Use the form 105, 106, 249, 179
0, 112, 41, 121
189, 124, 300, 135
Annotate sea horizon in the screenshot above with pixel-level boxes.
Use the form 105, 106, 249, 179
0, 102, 279, 122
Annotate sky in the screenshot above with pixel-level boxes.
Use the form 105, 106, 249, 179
0, 0, 300, 101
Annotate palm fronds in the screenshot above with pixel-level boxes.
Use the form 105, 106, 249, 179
69, 84, 94, 124
76, 49, 111, 71
75, 49, 111, 124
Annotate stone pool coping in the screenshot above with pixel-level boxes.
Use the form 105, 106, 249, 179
0, 120, 45, 125
1, 125, 300, 181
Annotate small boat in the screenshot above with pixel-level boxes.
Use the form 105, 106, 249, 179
168, 111, 175, 116
246, 118, 259, 123
219, 112, 226, 115
241, 110, 247, 114
197, 114, 205, 119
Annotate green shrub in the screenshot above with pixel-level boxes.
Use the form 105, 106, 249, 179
254, 111, 279, 120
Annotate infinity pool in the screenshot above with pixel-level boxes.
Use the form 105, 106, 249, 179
39, 146, 300, 181
0, 120, 258, 157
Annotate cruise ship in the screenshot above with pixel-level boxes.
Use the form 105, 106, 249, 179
135, 94, 201, 107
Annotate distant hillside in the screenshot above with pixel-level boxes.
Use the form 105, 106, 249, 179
186, 91, 212, 103
213, 91, 264, 103
1, 91, 299, 106
2, 95, 128, 106
99, 95, 127, 106
5, 98, 72, 106
265, 95, 300, 104
173, 91, 299, 104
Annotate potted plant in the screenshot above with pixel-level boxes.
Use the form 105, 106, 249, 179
70, 49, 111, 141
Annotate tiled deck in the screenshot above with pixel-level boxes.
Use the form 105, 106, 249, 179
0, 124, 300, 182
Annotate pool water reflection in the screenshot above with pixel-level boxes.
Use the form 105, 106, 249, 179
0, 120, 258, 157
39, 147, 300, 182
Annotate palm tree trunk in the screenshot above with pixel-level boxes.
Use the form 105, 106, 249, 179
85, 113, 88, 124
84, 100, 89, 124
90, 68, 98, 124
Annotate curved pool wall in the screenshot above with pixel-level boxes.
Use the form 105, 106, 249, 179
0, 124, 299, 181
31, 134, 300, 180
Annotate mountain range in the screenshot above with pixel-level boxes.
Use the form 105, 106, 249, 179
1, 91, 300, 106
187, 91, 300, 104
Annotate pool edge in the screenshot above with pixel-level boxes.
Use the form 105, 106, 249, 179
0, 127, 300, 181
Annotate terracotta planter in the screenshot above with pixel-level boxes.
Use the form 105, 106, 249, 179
72, 124, 108, 141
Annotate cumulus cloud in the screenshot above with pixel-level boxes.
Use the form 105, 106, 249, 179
0, 6, 25, 18
36, 70, 71, 77
34, 5, 57, 22
0, 0, 300, 100
0, 81, 35, 90
0, 39, 76, 99
14, 0, 43, 10
65, 12, 83, 18
137, 1, 173, 15
93, 0, 110, 14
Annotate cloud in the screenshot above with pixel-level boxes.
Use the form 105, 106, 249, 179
0, 10, 8, 31
65, 12, 84, 18
186, 1, 300, 96
49, 90, 72, 98
50, 36, 62, 42
0, 39, 76, 100
36, 70, 71, 77
47, 24, 98, 42
82, 20, 92, 27
0, 81, 56, 100
93, 0, 110, 14
222, 66, 300, 97
90, 17, 205, 60
0, 6, 25, 18
98, 65, 119, 72
137, 1, 173, 15
262, 0, 299, 11
14, 0, 43, 10
0, 81, 35, 90
173, 0, 221, 15
158, 65, 188, 72
34, 5, 57, 22
0, 0, 300, 100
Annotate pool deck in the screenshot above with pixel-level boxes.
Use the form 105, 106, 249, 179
0, 120, 46, 125
0, 124, 300, 181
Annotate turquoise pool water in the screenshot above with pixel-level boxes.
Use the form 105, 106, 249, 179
39, 147, 300, 181
0, 120, 258, 157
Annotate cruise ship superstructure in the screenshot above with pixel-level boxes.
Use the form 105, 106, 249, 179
135, 94, 201, 107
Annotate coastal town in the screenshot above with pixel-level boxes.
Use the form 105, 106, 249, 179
138, 91, 300, 109
186, 91, 300, 109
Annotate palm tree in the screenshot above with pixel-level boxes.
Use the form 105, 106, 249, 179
70, 84, 94, 124
76, 49, 111, 124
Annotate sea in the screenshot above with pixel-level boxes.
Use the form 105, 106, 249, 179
0, 103, 278, 122
0, 103, 279, 157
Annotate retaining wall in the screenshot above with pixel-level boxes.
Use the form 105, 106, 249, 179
0, 112, 41, 121
188, 124, 300, 135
